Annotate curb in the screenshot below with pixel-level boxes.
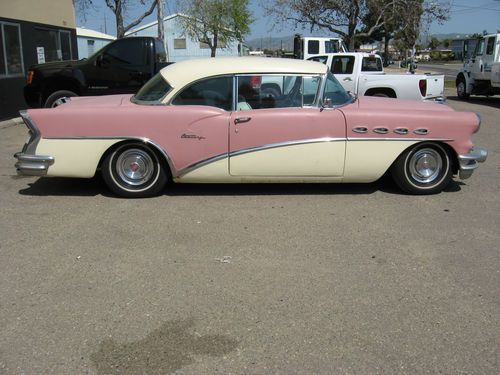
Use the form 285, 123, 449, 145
0, 117, 23, 130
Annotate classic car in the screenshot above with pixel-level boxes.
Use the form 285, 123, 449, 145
15, 57, 487, 197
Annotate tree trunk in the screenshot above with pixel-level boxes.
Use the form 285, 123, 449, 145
211, 31, 218, 57
116, 0, 124, 38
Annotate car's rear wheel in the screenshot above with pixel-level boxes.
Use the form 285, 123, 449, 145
391, 143, 453, 195
44, 90, 77, 108
102, 143, 168, 198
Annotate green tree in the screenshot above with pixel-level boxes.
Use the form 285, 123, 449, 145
428, 37, 440, 50
179, 0, 252, 57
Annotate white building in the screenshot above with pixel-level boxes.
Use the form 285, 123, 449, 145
126, 13, 241, 62
77, 27, 115, 59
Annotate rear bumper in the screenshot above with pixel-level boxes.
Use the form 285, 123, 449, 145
458, 147, 488, 179
14, 152, 54, 176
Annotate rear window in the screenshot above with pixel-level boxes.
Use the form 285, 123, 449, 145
361, 57, 383, 72
133, 73, 171, 103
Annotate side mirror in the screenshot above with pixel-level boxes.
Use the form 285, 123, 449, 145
321, 97, 333, 109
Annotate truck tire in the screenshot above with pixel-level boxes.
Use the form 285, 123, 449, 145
44, 90, 77, 108
456, 76, 470, 99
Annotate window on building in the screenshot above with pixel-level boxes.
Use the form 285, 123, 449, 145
0, 22, 24, 78
174, 38, 186, 49
34, 28, 73, 63
200, 41, 211, 49
87, 39, 95, 56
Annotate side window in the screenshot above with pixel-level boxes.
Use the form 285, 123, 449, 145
172, 76, 233, 111
331, 56, 355, 74
104, 38, 146, 65
361, 56, 383, 72
325, 40, 339, 53
475, 39, 485, 56
308, 40, 319, 55
308, 55, 328, 64
237, 75, 320, 110
486, 37, 495, 55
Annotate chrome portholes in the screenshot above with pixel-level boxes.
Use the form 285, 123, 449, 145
414, 128, 429, 135
394, 127, 409, 135
373, 127, 389, 134
408, 148, 443, 183
352, 127, 368, 133
115, 148, 155, 186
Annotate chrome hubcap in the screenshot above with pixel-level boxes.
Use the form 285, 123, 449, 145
457, 82, 465, 96
116, 148, 154, 186
409, 148, 442, 183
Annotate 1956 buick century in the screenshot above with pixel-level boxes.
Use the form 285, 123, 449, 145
15, 57, 487, 197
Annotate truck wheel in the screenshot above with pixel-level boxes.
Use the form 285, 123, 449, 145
44, 90, 77, 108
456, 77, 470, 99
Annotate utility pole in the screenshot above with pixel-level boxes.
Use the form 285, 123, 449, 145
157, 0, 169, 61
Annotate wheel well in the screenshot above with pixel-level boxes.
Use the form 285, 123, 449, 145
42, 78, 82, 102
97, 140, 173, 179
364, 88, 397, 98
392, 141, 459, 174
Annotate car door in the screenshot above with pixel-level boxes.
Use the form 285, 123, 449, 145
229, 74, 346, 177
471, 38, 486, 80
330, 55, 356, 94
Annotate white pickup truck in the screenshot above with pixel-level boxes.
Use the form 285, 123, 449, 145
307, 52, 445, 101
456, 33, 500, 99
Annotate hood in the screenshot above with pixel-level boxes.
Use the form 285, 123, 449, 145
355, 96, 452, 112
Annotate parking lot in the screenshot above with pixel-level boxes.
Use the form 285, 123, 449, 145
0, 91, 499, 373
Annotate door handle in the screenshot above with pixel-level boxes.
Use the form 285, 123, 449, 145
343, 77, 352, 81
234, 117, 251, 124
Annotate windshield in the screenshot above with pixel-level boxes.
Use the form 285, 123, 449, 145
133, 73, 172, 103
323, 71, 352, 106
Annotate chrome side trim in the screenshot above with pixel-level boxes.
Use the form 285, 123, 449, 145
458, 147, 488, 179
43, 136, 178, 177
229, 137, 345, 158
14, 152, 54, 176
347, 137, 452, 142
177, 138, 345, 177
19, 110, 41, 155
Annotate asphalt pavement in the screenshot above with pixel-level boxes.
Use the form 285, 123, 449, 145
0, 90, 498, 374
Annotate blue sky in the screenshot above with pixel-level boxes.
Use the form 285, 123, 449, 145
78, 0, 500, 40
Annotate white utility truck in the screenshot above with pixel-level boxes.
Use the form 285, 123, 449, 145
308, 53, 445, 101
456, 33, 500, 99
293, 35, 348, 60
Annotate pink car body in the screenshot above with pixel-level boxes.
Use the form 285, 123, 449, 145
15, 57, 487, 197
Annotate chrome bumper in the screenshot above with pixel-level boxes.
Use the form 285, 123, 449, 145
458, 147, 488, 179
14, 152, 54, 176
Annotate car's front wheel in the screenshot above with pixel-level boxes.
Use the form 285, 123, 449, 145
102, 143, 168, 198
391, 143, 453, 195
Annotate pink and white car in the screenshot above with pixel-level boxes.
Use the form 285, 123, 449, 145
15, 57, 487, 197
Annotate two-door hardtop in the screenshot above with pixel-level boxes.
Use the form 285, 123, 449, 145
15, 57, 487, 197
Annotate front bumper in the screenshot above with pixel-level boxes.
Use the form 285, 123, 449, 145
458, 147, 488, 179
14, 152, 54, 176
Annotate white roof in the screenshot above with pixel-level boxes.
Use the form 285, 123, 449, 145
161, 57, 328, 90
125, 13, 187, 35
77, 27, 116, 40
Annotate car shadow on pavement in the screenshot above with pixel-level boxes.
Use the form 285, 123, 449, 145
17, 174, 463, 197
447, 95, 500, 109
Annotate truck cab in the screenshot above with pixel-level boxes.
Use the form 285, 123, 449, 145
456, 33, 500, 98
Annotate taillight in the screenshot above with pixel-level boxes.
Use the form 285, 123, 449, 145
250, 75, 262, 89
419, 79, 427, 97
27, 70, 34, 85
